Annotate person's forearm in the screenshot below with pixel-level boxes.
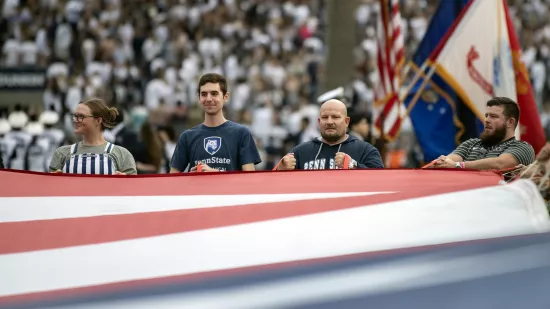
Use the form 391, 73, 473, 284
464, 158, 506, 170
448, 154, 464, 162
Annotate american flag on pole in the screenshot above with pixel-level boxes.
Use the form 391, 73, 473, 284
374, 0, 405, 141
0, 169, 549, 308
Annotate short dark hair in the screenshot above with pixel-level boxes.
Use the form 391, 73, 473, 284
349, 111, 371, 127
197, 73, 228, 95
486, 97, 520, 128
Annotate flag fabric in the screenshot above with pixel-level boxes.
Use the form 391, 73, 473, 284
503, 3, 546, 153
373, 0, 405, 141
404, 0, 476, 162
405, 0, 544, 162
425, 0, 517, 121
410, 0, 470, 67
5, 232, 550, 309
0, 169, 549, 308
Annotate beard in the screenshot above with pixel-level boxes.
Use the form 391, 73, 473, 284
321, 128, 345, 143
480, 125, 507, 146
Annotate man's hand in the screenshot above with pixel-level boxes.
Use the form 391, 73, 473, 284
51, 169, 62, 173
114, 171, 127, 175
277, 153, 296, 170
433, 155, 456, 169
190, 163, 220, 172
335, 152, 351, 169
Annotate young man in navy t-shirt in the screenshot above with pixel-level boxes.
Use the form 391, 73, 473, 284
170, 73, 261, 172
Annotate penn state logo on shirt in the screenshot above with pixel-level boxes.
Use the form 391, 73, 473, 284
204, 136, 222, 155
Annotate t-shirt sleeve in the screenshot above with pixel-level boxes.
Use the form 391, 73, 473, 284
239, 128, 262, 166
49, 147, 68, 172
170, 133, 189, 172
451, 139, 475, 159
503, 142, 535, 166
116, 147, 137, 175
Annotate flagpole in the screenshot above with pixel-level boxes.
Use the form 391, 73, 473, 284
400, 62, 411, 83
398, 61, 428, 102
400, 63, 437, 120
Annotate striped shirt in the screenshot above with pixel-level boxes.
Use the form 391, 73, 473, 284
452, 137, 535, 166
62, 142, 117, 175
49, 141, 137, 175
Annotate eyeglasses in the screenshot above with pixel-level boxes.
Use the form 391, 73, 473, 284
71, 113, 97, 123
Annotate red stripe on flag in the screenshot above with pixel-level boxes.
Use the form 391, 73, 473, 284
388, 116, 403, 137
377, 43, 390, 94
0, 196, 391, 254
0, 169, 502, 197
391, 2, 399, 15
0, 179, 496, 255
1, 169, 397, 197
395, 49, 404, 64
376, 95, 398, 129
391, 28, 401, 45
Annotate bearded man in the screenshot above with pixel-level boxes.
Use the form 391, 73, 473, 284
434, 97, 535, 170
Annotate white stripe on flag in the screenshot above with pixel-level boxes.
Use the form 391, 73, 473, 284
382, 102, 402, 133
0, 192, 393, 223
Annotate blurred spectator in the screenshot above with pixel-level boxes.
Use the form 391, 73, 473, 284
1, 0, 547, 172
348, 111, 371, 142
158, 125, 177, 173
134, 122, 163, 174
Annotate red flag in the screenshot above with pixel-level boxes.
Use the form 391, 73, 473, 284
503, 1, 546, 153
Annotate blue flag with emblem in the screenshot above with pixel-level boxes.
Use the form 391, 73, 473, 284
404, 0, 484, 162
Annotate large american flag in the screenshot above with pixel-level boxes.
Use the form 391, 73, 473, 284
374, 0, 405, 141
0, 169, 549, 308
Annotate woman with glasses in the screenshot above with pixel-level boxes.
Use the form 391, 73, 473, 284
49, 98, 137, 175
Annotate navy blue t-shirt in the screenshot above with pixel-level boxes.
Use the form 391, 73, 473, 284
170, 121, 262, 172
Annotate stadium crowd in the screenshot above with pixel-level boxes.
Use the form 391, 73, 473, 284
0, 0, 549, 174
